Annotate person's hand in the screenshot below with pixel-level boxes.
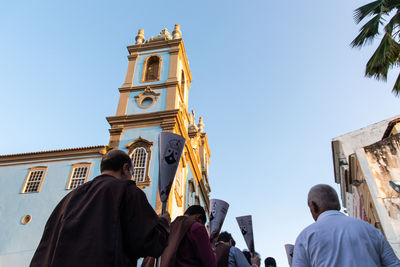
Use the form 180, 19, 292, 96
159, 212, 171, 225
209, 230, 218, 243
251, 255, 260, 267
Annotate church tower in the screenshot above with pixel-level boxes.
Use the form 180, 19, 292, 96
106, 25, 211, 218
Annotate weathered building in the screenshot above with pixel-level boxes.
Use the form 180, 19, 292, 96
0, 25, 212, 266
332, 116, 400, 257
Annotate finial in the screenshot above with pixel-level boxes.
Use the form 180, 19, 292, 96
172, 24, 182, 39
135, 29, 145, 44
188, 110, 199, 138
198, 117, 204, 133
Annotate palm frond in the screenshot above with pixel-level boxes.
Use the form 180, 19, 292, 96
354, 0, 384, 23
351, 14, 382, 47
365, 33, 400, 80
391, 71, 400, 95
383, 0, 400, 10
385, 10, 400, 35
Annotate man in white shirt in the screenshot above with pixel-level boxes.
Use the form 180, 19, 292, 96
292, 184, 400, 267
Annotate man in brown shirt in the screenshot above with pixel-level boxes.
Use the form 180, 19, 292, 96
30, 150, 169, 267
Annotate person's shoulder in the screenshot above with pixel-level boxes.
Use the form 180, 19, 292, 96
295, 221, 318, 243
300, 221, 318, 234
191, 221, 206, 229
191, 221, 205, 230
229, 246, 241, 254
346, 216, 381, 232
340, 214, 369, 226
92, 175, 142, 196
189, 221, 208, 235
98, 174, 136, 187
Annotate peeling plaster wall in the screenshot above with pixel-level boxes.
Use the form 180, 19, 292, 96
332, 116, 398, 206
362, 133, 400, 255
365, 134, 400, 221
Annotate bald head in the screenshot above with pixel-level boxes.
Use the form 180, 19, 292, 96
308, 184, 340, 220
100, 150, 132, 173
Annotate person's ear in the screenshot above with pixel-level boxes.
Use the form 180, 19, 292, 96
194, 214, 205, 225
122, 163, 132, 178
311, 201, 319, 213
309, 201, 320, 221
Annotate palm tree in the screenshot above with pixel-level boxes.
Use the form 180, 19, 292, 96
351, 0, 400, 96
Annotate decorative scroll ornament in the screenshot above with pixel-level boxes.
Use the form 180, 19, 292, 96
148, 28, 172, 42
134, 86, 161, 109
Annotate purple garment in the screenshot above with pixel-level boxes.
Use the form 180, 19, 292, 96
175, 222, 217, 267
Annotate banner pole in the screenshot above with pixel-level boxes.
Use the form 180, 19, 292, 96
155, 201, 167, 267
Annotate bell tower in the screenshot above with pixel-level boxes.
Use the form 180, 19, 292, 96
108, 24, 193, 148
106, 25, 211, 217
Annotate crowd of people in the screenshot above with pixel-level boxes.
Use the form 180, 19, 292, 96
29, 150, 400, 267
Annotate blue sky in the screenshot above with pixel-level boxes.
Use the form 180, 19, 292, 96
1, 0, 399, 265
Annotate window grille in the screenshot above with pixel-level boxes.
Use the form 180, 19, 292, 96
144, 56, 160, 81
68, 166, 89, 189
131, 147, 148, 182
23, 168, 46, 193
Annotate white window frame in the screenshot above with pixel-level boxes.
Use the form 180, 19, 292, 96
66, 163, 91, 190
131, 147, 148, 183
21, 166, 48, 193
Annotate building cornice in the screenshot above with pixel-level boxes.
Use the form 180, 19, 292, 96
118, 81, 179, 93
127, 39, 182, 54
0, 146, 107, 164
107, 109, 180, 129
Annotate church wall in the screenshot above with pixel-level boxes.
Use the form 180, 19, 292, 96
132, 51, 171, 86
117, 126, 162, 208
184, 164, 208, 220
185, 166, 195, 210
170, 182, 184, 221
126, 88, 167, 115
0, 156, 102, 266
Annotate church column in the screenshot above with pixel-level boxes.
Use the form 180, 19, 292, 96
117, 54, 139, 115
122, 53, 139, 87
108, 128, 124, 149
167, 48, 179, 83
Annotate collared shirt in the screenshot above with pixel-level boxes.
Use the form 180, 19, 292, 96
292, 210, 400, 267
228, 246, 251, 267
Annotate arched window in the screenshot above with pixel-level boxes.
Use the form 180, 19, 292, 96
126, 136, 154, 188
143, 56, 161, 82
131, 147, 148, 183
180, 70, 185, 100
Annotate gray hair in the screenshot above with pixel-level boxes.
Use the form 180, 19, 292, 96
308, 184, 340, 211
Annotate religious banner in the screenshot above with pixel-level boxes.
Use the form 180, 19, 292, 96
158, 132, 186, 203
284, 244, 294, 266
209, 199, 229, 238
236, 215, 255, 253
